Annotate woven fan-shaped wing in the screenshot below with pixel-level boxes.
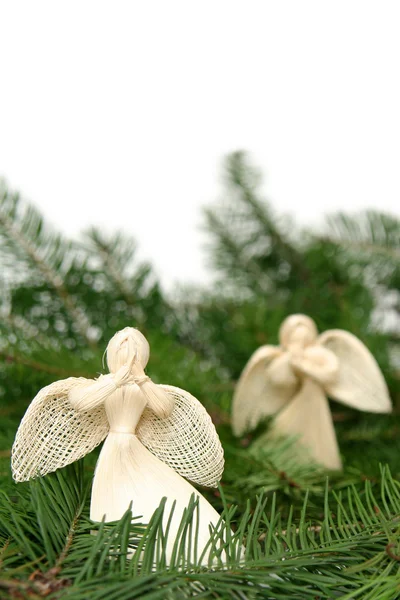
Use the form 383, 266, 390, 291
12, 377, 109, 482
136, 384, 224, 488
232, 345, 298, 436
318, 329, 392, 413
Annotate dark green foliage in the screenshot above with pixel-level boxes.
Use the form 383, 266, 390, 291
1, 155, 400, 597
2, 461, 400, 598
177, 153, 397, 393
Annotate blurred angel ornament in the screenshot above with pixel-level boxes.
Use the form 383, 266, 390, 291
232, 315, 391, 470
12, 327, 225, 562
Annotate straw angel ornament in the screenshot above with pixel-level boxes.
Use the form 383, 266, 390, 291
12, 327, 225, 561
232, 315, 391, 470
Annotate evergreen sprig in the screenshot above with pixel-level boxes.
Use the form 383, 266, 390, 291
325, 211, 400, 261
1, 461, 400, 599
1, 156, 400, 598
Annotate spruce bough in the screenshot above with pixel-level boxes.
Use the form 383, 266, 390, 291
1, 154, 400, 598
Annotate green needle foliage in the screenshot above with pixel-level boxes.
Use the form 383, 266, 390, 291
1, 155, 400, 598
2, 462, 400, 599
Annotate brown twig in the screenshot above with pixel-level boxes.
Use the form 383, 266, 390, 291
385, 542, 400, 562
56, 508, 81, 568
0, 569, 71, 597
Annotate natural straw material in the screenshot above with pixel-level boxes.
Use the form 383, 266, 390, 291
232, 314, 392, 470
137, 384, 224, 487
12, 377, 109, 482
12, 327, 225, 562
12, 379, 224, 487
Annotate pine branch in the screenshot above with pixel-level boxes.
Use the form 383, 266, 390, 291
1, 313, 53, 348
1, 162, 400, 598
204, 152, 312, 295
84, 228, 141, 304
226, 152, 310, 279
0, 183, 95, 347
0, 315, 97, 379
2, 463, 400, 598
204, 207, 272, 295
0, 350, 91, 379
324, 210, 400, 261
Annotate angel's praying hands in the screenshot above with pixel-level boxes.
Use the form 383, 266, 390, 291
232, 314, 391, 470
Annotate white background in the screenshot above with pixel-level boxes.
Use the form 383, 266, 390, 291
1, 1, 399, 288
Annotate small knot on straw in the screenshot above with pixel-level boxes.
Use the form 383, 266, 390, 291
134, 375, 151, 386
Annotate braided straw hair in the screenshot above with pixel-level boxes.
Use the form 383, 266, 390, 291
106, 327, 174, 418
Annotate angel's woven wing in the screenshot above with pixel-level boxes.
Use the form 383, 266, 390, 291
318, 329, 392, 413
232, 345, 298, 436
12, 377, 109, 482
136, 384, 224, 488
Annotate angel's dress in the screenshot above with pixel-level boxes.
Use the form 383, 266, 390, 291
89, 384, 222, 562
271, 376, 342, 470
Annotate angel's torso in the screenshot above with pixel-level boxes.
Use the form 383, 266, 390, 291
104, 383, 146, 434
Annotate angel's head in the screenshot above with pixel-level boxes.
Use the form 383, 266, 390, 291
106, 327, 150, 373
279, 314, 318, 350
